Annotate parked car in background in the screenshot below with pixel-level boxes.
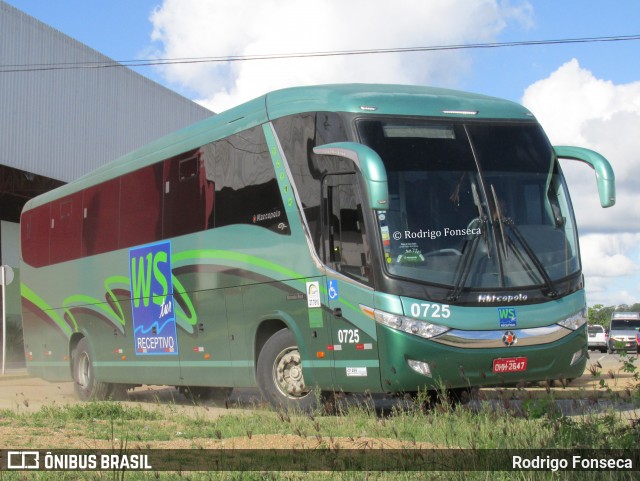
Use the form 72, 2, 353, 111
608, 312, 640, 354
587, 325, 608, 353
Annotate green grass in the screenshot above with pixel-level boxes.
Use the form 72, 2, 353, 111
10, 396, 637, 450
4, 352, 640, 481
1, 392, 639, 480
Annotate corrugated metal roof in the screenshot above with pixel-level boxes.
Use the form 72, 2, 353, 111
0, 1, 213, 182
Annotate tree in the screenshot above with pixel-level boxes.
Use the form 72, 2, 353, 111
588, 303, 640, 325
588, 304, 614, 326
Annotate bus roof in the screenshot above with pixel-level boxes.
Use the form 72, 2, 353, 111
23, 84, 535, 211
265, 83, 533, 120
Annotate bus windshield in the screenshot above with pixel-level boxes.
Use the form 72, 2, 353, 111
357, 119, 580, 295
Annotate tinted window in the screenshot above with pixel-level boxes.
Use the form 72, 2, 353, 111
205, 126, 289, 234
119, 163, 163, 248
273, 112, 349, 250
322, 173, 372, 284
21, 204, 51, 267
50, 193, 83, 264
358, 118, 579, 295
23, 125, 290, 267
82, 178, 120, 256
163, 149, 212, 238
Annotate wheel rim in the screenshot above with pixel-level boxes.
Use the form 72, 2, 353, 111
77, 352, 91, 389
272, 346, 310, 399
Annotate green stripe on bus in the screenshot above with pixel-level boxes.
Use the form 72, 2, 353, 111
21, 284, 72, 338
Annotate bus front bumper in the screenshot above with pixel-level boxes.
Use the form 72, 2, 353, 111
376, 323, 588, 392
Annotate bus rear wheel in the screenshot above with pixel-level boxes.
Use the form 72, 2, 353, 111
257, 328, 318, 411
72, 338, 111, 401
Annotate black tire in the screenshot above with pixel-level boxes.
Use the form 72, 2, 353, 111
72, 338, 112, 401
179, 386, 232, 405
109, 384, 130, 401
256, 328, 318, 411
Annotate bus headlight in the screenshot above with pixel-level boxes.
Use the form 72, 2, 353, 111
374, 309, 450, 339
557, 309, 588, 331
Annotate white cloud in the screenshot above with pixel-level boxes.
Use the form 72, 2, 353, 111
522, 61, 640, 305
579, 233, 640, 306
149, 0, 533, 112
522, 59, 640, 234
579, 234, 640, 278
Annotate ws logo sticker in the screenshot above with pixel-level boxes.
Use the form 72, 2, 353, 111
498, 307, 517, 328
129, 241, 178, 355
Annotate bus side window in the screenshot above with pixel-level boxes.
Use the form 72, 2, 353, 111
212, 126, 290, 234
21, 204, 51, 267
50, 193, 83, 264
82, 178, 120, 257
322, 173, 371, 284
163, 149, 209, 238
120, 163, 163, 248
272, 112, 349, 252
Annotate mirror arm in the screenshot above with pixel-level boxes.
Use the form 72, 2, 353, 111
554, 146, 616, 208
314, 142, 389, 209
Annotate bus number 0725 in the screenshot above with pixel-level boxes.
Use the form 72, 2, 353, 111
410, 303, 451, 319
337, 329, 360, 344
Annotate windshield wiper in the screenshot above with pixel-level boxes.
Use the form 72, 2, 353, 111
490, 185, 508, 259
502, 218, 560, 298
447, 181, 493, 301
489, 184, 559, 298
447, 217, 486, 301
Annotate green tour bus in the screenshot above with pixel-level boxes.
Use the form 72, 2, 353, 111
20, 84, 615, 409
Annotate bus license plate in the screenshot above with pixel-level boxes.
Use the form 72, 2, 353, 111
493, 357, 527, 373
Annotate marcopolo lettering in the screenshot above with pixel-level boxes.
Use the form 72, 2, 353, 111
253, 210, 281, 223
478, 293, 528, 303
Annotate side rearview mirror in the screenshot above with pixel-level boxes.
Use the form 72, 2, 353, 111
554, 146, 615, 208
313, 142, 389, 209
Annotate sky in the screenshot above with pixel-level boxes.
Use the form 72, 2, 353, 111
4, 0, 640, 307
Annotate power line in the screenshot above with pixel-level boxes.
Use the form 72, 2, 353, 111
2, 34, 640, 73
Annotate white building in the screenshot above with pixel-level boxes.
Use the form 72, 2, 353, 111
0, 2, 213, 366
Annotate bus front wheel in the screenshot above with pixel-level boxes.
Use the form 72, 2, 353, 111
257, 328, 318, 411
72, 338, 111, 401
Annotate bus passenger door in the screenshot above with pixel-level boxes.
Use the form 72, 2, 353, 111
321, 174, 380, 392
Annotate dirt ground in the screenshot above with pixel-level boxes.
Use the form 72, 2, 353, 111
0, 351, 635, 450
0, 375, 439, 450
0, 375, 233, 413
0, 372, 565, 452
